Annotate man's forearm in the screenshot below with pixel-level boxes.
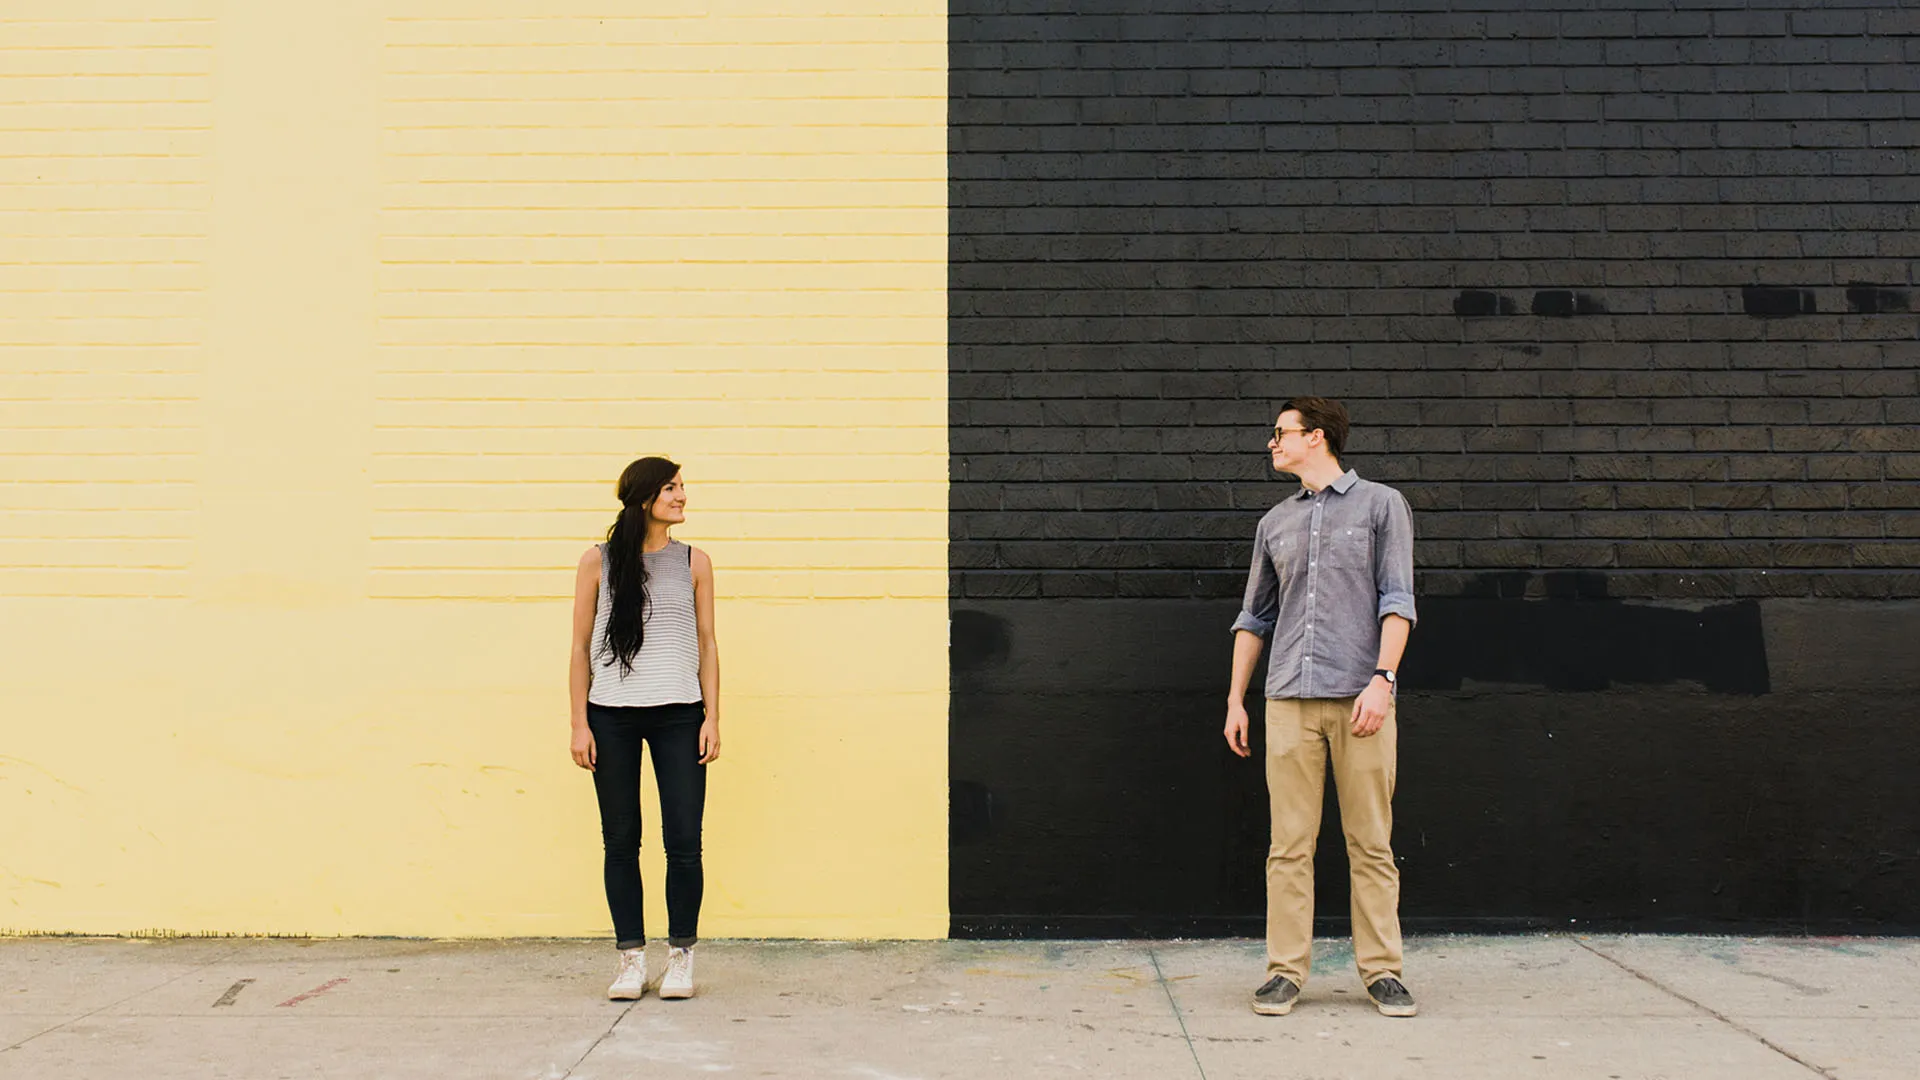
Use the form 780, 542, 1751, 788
1228, 630, 1265, 703
1374, 614, 1411, 673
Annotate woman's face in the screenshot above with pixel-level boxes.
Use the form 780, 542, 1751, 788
647, 472, 687, 525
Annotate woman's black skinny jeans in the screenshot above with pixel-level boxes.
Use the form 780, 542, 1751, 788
587, 702, 706, 949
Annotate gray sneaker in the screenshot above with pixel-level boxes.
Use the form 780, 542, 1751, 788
1251, 975, 1301, 1016
1366, 976, 1417, 1017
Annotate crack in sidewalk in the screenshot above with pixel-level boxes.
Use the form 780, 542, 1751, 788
1574, 937, 1836, 1080
2, 945, 234, 1055
559, 996, 639, 1080
1148, 947, 1209, 1080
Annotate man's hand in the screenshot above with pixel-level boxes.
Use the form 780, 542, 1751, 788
1224, 701, 1252, 758
1350, 679, 1392, 738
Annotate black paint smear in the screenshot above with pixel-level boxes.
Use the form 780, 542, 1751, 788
212, 979, 254, 1008
1530, 290, 1608, 316
1399, 572, 1769, 693
950, 779, 994, 846
1846, 283, 1910, 314
951, 609, 1011, 672
1742, 286, 1816, 317
1453, 289, 1516, 317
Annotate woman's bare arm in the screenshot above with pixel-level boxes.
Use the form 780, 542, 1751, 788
569, 546, 601, 769
691, 546, 721, 763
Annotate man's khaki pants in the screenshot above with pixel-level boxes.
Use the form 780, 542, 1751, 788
1264, 696, 1402, 988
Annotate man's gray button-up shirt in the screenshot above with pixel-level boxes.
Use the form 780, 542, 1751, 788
1230, 469, 1418, 700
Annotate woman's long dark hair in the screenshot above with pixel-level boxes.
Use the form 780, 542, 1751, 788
602, 456, 681, 676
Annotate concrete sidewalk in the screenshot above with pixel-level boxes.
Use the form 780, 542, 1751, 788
1, 936, 1911, 1079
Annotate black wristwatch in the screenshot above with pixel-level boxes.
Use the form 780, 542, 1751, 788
1372, 668, 1396, 691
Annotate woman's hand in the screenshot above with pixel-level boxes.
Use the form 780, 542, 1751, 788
570, 725, 596, 771
698, 717, 721, 765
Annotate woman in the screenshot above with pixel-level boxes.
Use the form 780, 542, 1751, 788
569, 456, 720, 1001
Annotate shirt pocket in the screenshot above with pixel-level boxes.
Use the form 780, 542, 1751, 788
1324, 524, 1372, 570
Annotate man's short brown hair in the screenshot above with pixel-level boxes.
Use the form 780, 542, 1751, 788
1280, 396, 1350, 459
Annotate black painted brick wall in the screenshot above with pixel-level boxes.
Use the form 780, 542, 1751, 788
950, 0, 1920, 603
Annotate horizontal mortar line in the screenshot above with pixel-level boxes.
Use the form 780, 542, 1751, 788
375, 287, 931, 294
384, 151, 943, 158
0, 16, 214, 23
0, 563, 190, 570
372, 341, 942, 347
0, 424, 198, 431
372, 369, 939, 376
0, 102, 212, 110
384, 44, 947, 54
378, 312, 939, 319
368, 448, 943, 454
386, 96, 941, 105
385, 64, 943, 73
376, 263, 942, 269
0, 153, 207, 160
383, 172, 945, 180
0, 179, 204, 187
361, 595, 934, 602
379, 210, 940, 218
368, 565, 937, 572
382, 124, 935, 132
368, 478, 940, 486
390, 176, 939, 183
375, 242, 934, 248
0, 535, 194, 541
364, 526, 936, 534
385, 12, 931, 19
0, 43, 212, 50
0, 593, 189, 600
380, 206, 942, 213
372, 373, 940, 378
0, 344, 199, 350
0, 72, 212, 80
0, 127, 211, 134
384, 34, 946, 44
0, 477, 194, 484
0, 443, 198, 450
951, 220, 1920, 230
373, 400, 936, 406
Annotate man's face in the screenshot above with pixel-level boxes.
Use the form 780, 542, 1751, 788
1268, 409, 1314, 473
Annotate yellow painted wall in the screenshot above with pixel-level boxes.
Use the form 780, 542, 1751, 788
0, 1, 947, 938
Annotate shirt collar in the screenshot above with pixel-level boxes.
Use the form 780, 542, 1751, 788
1298, 469, 1360, 499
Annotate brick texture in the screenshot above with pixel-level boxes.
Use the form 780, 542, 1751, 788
0, 7, 214, 598
950, 0, 1920, 601
375, 2, 947, 602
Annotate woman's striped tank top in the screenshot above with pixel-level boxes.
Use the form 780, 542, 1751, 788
587, 539, 702, 707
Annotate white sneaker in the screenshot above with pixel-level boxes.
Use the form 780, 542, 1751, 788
659, 945, 694, 1000
607, 947, 646, 1001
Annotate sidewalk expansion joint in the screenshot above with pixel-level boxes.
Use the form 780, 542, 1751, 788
2, 946, 234, 1056
1573, 936, 1837, 1080
1147, 947, 1209, 1080
560, 997, 639, 1080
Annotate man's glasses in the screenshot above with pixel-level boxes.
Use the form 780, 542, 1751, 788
1272, 426, 1308, 443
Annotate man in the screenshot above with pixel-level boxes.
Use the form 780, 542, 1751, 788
1224, 396, 1419, 1018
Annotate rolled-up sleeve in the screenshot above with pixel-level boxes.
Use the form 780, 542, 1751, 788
1375, 490, 1418, 626
1231, 526, 1278, 638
